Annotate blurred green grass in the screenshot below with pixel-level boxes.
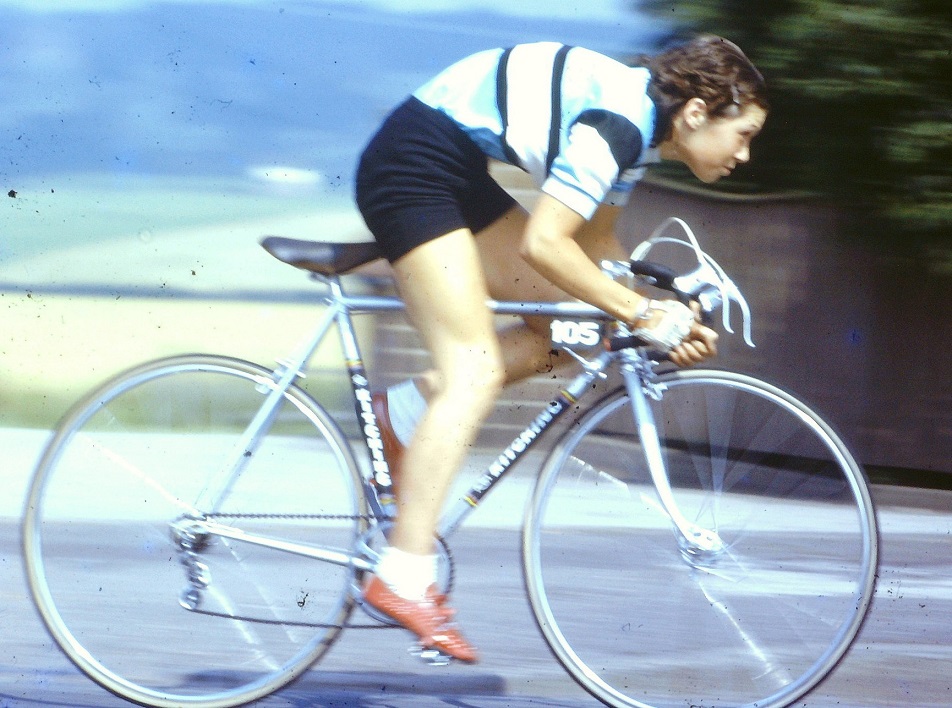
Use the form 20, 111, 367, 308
1, 173, 375, 428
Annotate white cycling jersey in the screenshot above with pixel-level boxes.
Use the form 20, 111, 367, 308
413, 42, 661, 220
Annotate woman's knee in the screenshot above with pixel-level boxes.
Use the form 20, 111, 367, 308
435, 352, 504, 414
463, 348, 505, 390
475, 356, 506, 396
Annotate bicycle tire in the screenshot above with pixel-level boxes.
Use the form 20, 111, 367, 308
23, 354, 368, 707
523, 369, 878, 708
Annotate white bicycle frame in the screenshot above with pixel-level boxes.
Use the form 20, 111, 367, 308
183, 219, 755, 574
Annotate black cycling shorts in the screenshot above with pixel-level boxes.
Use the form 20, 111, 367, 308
355, 96, 517, 263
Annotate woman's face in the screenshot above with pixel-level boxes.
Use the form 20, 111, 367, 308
667, 102, 768, 183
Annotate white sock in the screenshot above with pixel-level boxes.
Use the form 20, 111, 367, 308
386, 379, 427, 447
376, 546, 438, 601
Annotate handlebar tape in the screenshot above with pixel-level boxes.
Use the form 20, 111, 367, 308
604, 335, 670, 362
630, 259, 716, 327
630, 260, 691, 306
606, 335, 646, 352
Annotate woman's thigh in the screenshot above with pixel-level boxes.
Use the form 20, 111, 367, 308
475, 203, 628, 331
391, 228, 504, 396
475, 205, 565, 308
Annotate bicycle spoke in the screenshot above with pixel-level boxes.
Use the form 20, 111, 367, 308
81, 434, 204, 517
524, 374, 877, 708
24, 356, 368, 707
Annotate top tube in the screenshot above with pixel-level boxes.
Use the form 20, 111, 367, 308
265, 236, 617, 321
335, 291, 612, 320
319, 268, 613, 320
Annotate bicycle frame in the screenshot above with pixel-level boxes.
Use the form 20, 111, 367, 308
26, 232, 878, 708
327, 272, 622, 534
181, 269, 707, 574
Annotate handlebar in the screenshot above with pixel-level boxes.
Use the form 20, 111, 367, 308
599, 216, 756, 352
606, 333, 652, 353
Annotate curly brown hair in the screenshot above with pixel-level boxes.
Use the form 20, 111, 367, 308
632, 35, 769, 146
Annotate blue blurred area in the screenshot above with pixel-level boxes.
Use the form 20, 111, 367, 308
1, 1, 658, 196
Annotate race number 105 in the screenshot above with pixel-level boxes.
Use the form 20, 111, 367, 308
550, 320, 601, 348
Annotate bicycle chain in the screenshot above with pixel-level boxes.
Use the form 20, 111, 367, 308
187, 606, 401, 630
184, 517, 456, 631
205, 512, 377, 522
202, 514, 455, 574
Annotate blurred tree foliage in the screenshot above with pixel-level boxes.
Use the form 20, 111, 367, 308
638, 0, 952, 262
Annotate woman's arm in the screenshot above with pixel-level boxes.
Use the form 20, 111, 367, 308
520, 193, 645, 323
520, 192, 717, 366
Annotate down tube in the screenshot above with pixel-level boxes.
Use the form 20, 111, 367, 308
439, 352, 613, 537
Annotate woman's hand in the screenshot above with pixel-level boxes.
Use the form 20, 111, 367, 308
634, 299, 718, 367
668, 320, 718, 367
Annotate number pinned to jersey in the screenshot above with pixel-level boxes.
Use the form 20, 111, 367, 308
550, 320, 601, 348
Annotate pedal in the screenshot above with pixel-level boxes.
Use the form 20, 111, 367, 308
408, 644, 453, 667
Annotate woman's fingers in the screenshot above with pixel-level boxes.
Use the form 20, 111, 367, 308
669, 323, 718, 367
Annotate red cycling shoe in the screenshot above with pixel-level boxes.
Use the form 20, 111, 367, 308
363, 575, 478, 663
371, 391, 404, 497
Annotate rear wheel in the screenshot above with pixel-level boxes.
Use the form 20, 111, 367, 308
23, 355, 368, 707
523, 370, 878, 708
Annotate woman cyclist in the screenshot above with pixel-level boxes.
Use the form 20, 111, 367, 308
355, 35, 769, 662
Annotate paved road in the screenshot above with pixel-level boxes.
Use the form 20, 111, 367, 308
2, 430, 951, 707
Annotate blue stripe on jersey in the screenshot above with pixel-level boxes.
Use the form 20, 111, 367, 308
545, 44, 573, 175
413, 42, 658, 218
413, 47, 506, 158
495, 47, 522, 167
573, 110, 642, 173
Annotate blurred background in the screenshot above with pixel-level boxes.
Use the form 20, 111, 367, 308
2, 0, 949, 477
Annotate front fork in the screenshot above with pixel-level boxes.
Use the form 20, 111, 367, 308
620, 356, 725, 565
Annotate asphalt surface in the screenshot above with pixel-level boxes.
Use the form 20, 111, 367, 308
2, 429, 951, 707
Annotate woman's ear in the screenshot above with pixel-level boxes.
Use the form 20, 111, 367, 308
682, 98, 708, 130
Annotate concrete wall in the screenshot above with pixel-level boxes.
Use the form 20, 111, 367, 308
616, 181, 950, 474
369, 169, 950, 475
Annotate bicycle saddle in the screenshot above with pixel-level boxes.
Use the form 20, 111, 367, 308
261, 236, 384, 275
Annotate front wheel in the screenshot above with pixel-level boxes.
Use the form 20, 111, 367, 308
523, 370, 878, 708
23, 355, 368, 707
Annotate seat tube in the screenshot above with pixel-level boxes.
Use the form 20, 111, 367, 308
330, 279, 397, 518
332, 281, 363, 366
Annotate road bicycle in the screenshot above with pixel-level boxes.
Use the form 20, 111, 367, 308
22, 218, 878, 708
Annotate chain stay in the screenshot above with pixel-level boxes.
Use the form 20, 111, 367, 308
205, 512, 375, 521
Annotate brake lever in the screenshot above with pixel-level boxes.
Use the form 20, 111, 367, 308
674, 263, 755, 347
627, 217, 755, 348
